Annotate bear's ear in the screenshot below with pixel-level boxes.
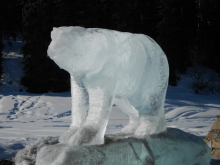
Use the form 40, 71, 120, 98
51, 28, 59, 41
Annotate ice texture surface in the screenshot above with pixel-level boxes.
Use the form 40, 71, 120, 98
47, 26, 169, 146
33, 128, 210, 165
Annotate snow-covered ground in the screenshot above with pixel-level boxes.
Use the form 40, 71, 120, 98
0, 39, 219, 162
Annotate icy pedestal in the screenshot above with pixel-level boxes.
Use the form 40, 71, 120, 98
15, 128, 211, 165
15, 137, 59, 165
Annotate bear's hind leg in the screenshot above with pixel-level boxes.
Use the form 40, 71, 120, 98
134, 102, 167, 137
114, 98, 140, 134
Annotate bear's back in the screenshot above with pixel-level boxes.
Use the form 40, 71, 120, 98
114, 34, 166, 98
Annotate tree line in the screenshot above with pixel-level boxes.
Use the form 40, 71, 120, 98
1, 0, 220, 93
0, 0, 23, 84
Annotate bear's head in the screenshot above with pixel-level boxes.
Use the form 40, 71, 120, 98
47, 26, 111, 74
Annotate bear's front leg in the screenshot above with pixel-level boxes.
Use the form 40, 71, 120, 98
68, 75, 115, 146
59, 75, 89, 144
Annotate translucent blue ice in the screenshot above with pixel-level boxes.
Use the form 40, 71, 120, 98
47, 27, 169, 146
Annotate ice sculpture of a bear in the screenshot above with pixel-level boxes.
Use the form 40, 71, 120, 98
47, 27, 169, 146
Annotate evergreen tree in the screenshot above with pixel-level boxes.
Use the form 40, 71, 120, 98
157, 0, 196, 85
189, 0, 220, 93
201, 0, 220, 73
0, 36, 3, 82
21, 0, 73, 93
111, 0, 159, 39
0, 0, 22, 84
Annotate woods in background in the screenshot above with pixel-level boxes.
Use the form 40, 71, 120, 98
1, 0, 220, 93
0, 0, 23, 84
